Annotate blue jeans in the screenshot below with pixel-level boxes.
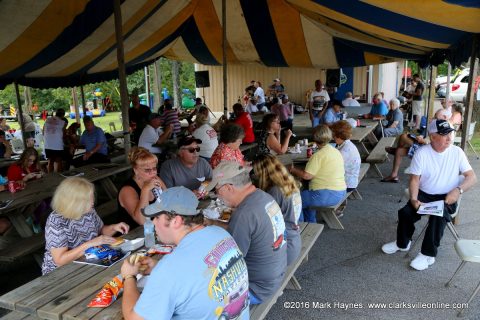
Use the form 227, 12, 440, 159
311, 110, 321, 127
300, 189, 346, 223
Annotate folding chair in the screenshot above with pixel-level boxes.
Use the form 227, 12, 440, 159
454, 121, 478, 159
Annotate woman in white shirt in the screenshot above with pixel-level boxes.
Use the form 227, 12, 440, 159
192, 113, 218, 162
254, 81, 266, 111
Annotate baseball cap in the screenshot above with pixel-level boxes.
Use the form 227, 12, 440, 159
273, 78, 280, 82
205, 161, 252, 192
178, 135, 202, 149
142, 186, 199, 217
428, 119, 455, 136
148, 113, 162, 121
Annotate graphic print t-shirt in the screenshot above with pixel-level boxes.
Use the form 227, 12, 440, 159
135, 226, 249, 320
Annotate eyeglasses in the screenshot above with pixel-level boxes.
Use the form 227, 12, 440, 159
141, 167, 157, 174
182, 147, 200, 153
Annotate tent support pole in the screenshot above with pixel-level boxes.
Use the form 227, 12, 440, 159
461, 34, 479, 151
79, 86, 86, 129
14, 82, 27, 149
445, 62, 451, 103
72, 87, 80, 129
113, 0, 131, 158
426, 65, 436, 120
222, 0, 227, 117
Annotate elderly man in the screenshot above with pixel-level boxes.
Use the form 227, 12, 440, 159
342, 92, 360, 107
374, 98, 403, 139
121, 186, 249, 320
268, 78, 285, 98
321, 100, 343, 126
363, 93, 388, 119
382, 119, 477, 270
206, 161, 287, 304
129, 89, 151, 144
138, 113, 173, 156
159, 135, 212, 193
71, 116, 109, 167
309, 80, 330, 127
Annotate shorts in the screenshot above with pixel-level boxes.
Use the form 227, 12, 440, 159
45, 149, 64, 160
412, 100, 424, 116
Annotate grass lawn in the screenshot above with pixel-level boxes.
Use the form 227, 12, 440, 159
6, 112, 124, 133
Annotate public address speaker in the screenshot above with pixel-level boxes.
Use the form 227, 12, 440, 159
326, 69, 340, 87
195, 71, 210, 88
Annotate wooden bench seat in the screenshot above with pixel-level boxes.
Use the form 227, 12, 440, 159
250, 222, 324, 320
310, 163, 370, 230
365, 136, 396, 178
0, 233, 44, 264
0, 310, 40, 319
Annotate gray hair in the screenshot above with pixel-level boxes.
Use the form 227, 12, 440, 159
389, 98, 400, 109
225, 171, 251, 188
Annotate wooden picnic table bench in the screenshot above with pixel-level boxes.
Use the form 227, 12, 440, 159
309, 163, 370, 230
250, 222, 324, 320
366, 136, 396, 178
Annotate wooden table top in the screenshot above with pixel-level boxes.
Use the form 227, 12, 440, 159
0, 163, 131, 216
0, 227, 144, 320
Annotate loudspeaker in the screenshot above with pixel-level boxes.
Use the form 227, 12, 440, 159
326, 69, 340, 87
195, 71, 210, 88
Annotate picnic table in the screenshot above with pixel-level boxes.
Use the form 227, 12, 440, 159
0, 227, 145, 320
0, 163, 131, 239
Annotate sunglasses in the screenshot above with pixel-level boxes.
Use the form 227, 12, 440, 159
182, 146, 200, 153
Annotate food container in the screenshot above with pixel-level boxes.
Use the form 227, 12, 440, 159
8, 181, 16, 193
120, 238, 145, 253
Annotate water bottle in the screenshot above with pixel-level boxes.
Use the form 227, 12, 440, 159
172, 132, 177, 144
152, 187, 162, 202
144, 217, 156, 248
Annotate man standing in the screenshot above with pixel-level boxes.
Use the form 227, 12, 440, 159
411, 74, 424, 129
382, 120, 476, 270
309, 80, 330, 127
206, 161, 288, 304
121, 186, 249, 320
159, 135, 212, 193
129, 89, 151, 144
232, 103, 255, 144
138, 113, 173, 156
72, 116, 109, 167
43, 108, 67, 172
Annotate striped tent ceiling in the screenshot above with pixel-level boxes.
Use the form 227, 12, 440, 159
1, 0, 479, 89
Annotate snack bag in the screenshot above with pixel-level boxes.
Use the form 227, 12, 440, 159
85, 245, 121, 260
87, 275, 124, 308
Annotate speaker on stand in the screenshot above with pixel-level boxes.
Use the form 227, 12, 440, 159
194, 70, 215, 118
326, 69, 341, 88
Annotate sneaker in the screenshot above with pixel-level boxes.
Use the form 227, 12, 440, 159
410, 253, 435, 271
381, 241, 411, 254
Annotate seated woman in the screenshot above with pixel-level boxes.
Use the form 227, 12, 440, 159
42, 177, 129, 275
375, 98, 403, 139
253, 154, 302, 265
331, 121, 361, 192
7, 147, 44, 187
289, 125, 346, 223
210, 123, 245, 169
257, 114, 292, 156
118, 147, 167, 229
192, 113, 218, 162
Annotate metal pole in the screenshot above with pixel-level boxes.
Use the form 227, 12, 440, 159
222, 0, 227, 117
72, 87, 80, 129
79, 86, 86, 129
426, 65, 436, 120
114, 0, 131, 157
461, 34, 479, 151
144, 66, 151, 109
14, 83, 28, 149
445, 62, 451, 103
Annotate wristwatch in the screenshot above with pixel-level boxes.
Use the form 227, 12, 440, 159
456, 186, 464, 194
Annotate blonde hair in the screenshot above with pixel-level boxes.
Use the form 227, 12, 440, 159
128, 147, 158, 168
195, 113, 209, 127
51, 177, 94, 219
253, 154, 300, 198
312, 124, 332, 148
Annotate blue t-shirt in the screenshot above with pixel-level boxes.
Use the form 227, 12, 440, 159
80, 126, 107, 155
369, 101, 388, 117
321, 108, 341, 125
135, 226, 250, 320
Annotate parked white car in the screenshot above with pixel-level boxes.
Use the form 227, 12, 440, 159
437, 69, 471, 102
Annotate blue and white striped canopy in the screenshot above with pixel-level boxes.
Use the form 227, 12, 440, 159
0, 0, 479, 88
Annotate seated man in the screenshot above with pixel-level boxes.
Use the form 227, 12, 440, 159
206, 161, 288, 304
121, 186, 249, 319
0, 130, 12, 159
159, 99, 181, 136
138, 113, 173, 155
382, 120, 476, 271
342, 92, 360, 107
321, 100, 342, 126
159, 135, 212, 193
268, 78, 285, 98
270, 97, 291, 128
71, 116, 109, 167
363, 93, 388, 119
374, 98, 403, 139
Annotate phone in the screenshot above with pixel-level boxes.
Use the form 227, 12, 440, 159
408, 134, 418, 141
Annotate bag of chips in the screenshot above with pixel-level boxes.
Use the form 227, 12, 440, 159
87, 275, 124, 308
85, 245, 121, 260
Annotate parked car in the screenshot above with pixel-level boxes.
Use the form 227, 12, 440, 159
437, 69, 471, 102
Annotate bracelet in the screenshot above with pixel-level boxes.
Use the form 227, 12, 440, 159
123, 274, 137, 282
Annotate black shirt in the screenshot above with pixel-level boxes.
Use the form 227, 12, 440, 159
413, 81, 424, 101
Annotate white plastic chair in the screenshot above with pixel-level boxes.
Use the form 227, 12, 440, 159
445, 239, 480, 317
454, 121, 478, 159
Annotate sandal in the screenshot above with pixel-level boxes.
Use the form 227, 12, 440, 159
380, 176, 399, 183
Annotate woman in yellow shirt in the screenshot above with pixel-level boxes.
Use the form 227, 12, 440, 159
289, 125, 346, 222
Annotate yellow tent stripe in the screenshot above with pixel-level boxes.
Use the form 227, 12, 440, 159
192, 0, 238, 64
103, 0, 198, 71
288, 0, 449, 49
363, 0, 480, 33
364, 52, 395, 65
0, 0, 89, 75
54, 0, 161, 76
268, 0, 312, 67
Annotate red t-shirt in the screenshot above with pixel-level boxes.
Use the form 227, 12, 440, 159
234, 112, 255, 143
7, 163, 37, 182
